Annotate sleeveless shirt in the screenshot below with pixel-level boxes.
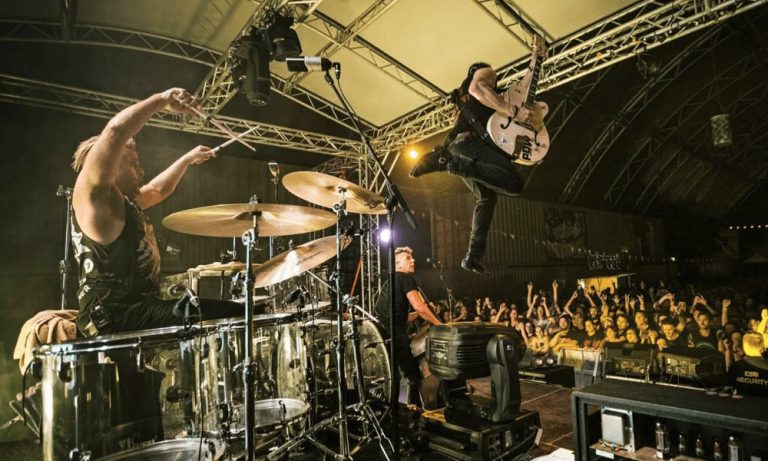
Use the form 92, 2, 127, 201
71, 197, 161, 311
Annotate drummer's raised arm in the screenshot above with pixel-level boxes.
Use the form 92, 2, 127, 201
135, 145, 217, 210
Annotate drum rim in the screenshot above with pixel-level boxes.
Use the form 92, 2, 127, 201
37, 325, 195, 354
95, 437, 222, 459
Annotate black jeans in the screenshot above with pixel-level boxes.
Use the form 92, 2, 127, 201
82, 297, 256, 336
447, 137, 524, 259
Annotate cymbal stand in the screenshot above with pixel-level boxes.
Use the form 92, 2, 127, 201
241, 200, 261, 461
268, 162, 280, 313
266, 192, 353, 461
343, 294, 394, 459
56, 185, 73, 309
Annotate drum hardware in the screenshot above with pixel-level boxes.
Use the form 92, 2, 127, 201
282, 64, 419, 457
56, 185, 74, 310
266, 190, 394, 461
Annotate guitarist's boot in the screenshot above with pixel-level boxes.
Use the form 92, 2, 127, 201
409, 145, 450, 178
461, 255, 487, 275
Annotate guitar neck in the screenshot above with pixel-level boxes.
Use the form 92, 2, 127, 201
524, 53, 543, 108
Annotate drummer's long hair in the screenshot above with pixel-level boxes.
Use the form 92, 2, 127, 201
71, 135, 100, 172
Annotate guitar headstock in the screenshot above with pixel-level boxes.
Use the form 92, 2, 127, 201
532, 34, 547, 57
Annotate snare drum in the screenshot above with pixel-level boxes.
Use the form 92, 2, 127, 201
305, 316, 391, 404
185, 314, 309, 438
36, 326, 196, 461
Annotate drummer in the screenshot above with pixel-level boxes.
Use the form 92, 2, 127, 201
70, 88, 245, 337
374, 246, 442, 410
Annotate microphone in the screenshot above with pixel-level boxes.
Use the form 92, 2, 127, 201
286, 56, 334, 72
268, 161, 280, 179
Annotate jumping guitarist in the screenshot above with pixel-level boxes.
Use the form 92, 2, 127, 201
411, 36, 549, 275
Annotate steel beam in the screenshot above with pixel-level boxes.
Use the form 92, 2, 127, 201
602, 36, 768, 208
0, 73, 363, 158
373, 0, 766, 152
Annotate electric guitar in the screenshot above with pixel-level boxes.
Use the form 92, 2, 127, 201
487, 35, 549, 165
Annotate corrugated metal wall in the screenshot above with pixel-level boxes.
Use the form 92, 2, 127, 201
423, 194, 667, 298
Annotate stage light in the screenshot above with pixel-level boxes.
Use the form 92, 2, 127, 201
266, 12, 301, 61
408, 149, 419, 159
379, 228, 391, 243
230, 28, 272, 106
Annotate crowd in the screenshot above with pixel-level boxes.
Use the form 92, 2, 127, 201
423, 278, 768, 372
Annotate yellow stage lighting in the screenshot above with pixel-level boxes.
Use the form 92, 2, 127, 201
408, 149, 419, 159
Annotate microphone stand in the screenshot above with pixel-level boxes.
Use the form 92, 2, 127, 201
429, 260, 455, 322
56, 186, 73, 310
322, 62, 418, 460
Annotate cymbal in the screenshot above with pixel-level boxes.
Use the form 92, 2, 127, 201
162, 203, 338, 237
282, 172, 387, 215
190, 261, 260, 273
253, 235, 351, 288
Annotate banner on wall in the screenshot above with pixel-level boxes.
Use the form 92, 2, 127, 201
543, 206, 586, 260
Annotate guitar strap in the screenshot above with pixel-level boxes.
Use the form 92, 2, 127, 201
453, 88, 504, 149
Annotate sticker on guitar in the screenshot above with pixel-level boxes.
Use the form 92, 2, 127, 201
487, 35, 550, 165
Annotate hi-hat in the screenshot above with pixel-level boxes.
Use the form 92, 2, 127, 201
282, 172, 387, 215
252, 235, 351, 288
162, 203, 338, 237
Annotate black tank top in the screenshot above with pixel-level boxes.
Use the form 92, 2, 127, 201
71, 197, 161, 310
448, 77, 498, 140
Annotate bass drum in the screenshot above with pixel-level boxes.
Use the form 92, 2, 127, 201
304, 316, 391, 407
36, 326, 195, 461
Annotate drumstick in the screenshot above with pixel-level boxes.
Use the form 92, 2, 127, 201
173, 95, 256, 152
212, 126, 258, 153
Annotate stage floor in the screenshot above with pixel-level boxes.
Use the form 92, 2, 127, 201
0, 379, 575, 460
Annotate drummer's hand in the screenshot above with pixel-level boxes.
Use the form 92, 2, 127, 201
159, 88, 199, 114
183, 145, 217, 165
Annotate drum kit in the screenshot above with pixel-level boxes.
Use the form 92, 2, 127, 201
37, 172, 394, 461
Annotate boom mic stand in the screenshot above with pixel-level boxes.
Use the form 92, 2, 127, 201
322, 61, 419, 461
428, 258, 455, 322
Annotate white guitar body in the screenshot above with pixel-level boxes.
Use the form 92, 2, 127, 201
487, 82, 550, 166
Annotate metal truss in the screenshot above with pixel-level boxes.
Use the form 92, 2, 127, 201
522, 67, 611, 187
602, 34, 768, 208
633, 79, 768, 213
672, 117, 768, 207
474, 0, 553, 46
0, 19, 220, 66
0, 73, 363, 158
372, 0, 766, 153
295, 7, 446, 102
561, 22, 726, 205
0, 18, 360, 132
189, 0, 367, 131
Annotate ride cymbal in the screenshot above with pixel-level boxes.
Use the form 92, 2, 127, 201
282, 171, 386, 215
162, 203, 338, 238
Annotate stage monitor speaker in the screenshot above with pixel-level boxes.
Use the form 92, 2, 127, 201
604, 343, 657, 378
659, 346, 725, 380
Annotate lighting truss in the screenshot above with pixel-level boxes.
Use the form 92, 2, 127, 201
0, 73, 363, 158
372, 0, 766, 153
0, 18, 360, 131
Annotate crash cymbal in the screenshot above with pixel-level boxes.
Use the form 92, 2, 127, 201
162, 203, 338, 238
282, 171, 387, 215
253, 235, 351, 288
